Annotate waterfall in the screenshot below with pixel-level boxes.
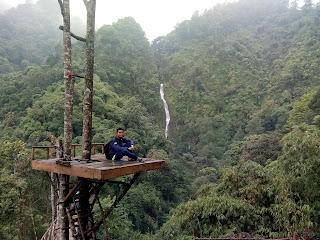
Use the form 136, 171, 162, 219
160, 83, 170, 138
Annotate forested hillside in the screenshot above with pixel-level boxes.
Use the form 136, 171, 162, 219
1, 0, 320, 239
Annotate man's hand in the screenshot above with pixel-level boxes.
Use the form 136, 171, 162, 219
128, 146, 134, 151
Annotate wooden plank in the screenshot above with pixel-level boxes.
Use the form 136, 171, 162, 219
78, 162, 108, 168
32, 160, 102, 179
31, 156, 165, 180
100, 160, 165, 179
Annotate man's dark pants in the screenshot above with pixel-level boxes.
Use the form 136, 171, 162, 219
114, 142, 138, 160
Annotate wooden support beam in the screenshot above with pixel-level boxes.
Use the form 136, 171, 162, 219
64, 180, 85, 203
93, 173, 141, 232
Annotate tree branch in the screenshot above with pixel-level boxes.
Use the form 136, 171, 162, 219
95, 173, 141, 230
74, 73, 85, 78
59, 25, 86, 42
57, 0, 64, 16
83, 0, 89, 9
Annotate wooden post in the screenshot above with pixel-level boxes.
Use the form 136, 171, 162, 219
81, 0, 96, 161
72, 145, 76, 158
57, 174, 69, 240
46, 148, 50, 159
61, 0, 74, 161
57, 0, 73, 239
32, 147, 35, 160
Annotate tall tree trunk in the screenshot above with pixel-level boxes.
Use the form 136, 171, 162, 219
52, 139, 63, 224
18, 192, 24, 240
51, 173, 57, 221
57, 174, 69, 240
57, 0, 73, 239
82, 0, 96, 160
62, 0, 74, 161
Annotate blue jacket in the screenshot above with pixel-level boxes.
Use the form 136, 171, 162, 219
109, 137, 133, 157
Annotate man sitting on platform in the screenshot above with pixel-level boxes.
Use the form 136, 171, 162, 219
108, 128, 144, 162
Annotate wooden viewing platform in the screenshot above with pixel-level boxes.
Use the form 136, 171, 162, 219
31, 144, 166, 180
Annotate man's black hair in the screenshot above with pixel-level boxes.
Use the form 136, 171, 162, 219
117, 128, 124, 132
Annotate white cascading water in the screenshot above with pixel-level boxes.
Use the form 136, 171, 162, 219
160, 83, 170, 138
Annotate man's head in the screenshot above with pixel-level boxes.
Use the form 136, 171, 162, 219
116, 128, 124, 139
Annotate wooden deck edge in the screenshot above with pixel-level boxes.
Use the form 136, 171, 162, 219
100, 161, 165, 179
31, 159, 165, 180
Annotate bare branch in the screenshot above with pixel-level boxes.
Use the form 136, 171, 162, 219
83, 0, 89, 9
57, 0, 64, 16
59, 25, 86, 42
74, 73, 85, 78
95, 173, 141, 230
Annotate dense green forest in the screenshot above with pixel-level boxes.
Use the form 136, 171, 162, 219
1, 0, 320, 239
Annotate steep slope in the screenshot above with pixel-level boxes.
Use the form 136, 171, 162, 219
153, 0, 320, 168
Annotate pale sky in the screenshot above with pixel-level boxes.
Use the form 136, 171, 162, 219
1, 0, 318, 41
0, 0, 230, 41
74, 0, 227, 41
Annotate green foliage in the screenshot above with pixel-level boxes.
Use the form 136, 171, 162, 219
94, 17, 160, 112
0, 168, 27, 240
0, 140, 50, 239
18, 75, 126, 145
156, 193, 259, 240
0, 140, 28, 171
93, 196, 142, 240
240, 133, 282, 166
117, 97, 169, 157
153, 0, 320, 169
0, 0, 62, 74
286, 89, 319, 128
123, 182, 164, 233
280, 124, 320, 204
0, 65, 63, 124
156, 158, 314, 239
2, 0, 320, 238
